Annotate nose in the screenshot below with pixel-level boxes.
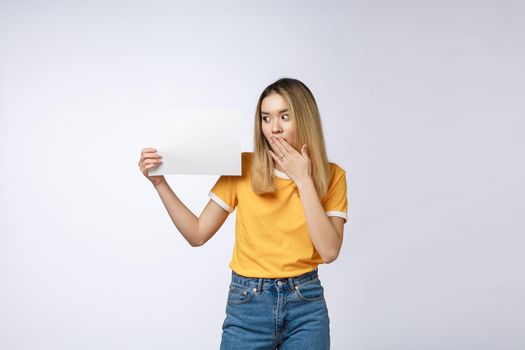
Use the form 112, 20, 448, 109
272, 119, 282, 134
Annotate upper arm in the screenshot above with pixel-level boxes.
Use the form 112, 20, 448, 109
329, 216, 345, 240
327, 216, 345, 262
196, 199, 231, 246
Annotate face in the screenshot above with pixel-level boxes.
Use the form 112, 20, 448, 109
260, 92, 297, 150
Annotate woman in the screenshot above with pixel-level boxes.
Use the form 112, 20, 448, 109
138, 78, 348, 349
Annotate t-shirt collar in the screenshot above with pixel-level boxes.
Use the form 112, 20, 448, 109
274, 169, 290, 179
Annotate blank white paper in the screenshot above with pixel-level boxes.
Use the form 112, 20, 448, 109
145, 109, 242, 176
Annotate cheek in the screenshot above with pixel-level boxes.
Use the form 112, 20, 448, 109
284, 127, 297, 147
261, 125, 271, 140
284, 125, 296, 139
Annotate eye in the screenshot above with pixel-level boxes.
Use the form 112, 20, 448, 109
281, 114, 290, 120
262, 116, 270, 123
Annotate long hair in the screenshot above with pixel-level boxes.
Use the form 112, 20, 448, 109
251, 78, 331, 198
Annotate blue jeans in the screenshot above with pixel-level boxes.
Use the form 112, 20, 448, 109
220, 268, 330, 350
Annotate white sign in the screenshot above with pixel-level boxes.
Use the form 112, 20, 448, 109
145, 109, 242, 176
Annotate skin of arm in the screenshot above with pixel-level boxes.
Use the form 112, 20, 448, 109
268, 137, 345, 263
153, 180, 229, 247
295, 176, 345, 263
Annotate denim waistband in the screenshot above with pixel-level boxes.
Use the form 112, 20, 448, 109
230, 268, 319, 292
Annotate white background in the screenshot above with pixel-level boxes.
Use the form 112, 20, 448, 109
1, 0, 524, 349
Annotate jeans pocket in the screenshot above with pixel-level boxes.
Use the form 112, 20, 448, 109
295, 279, 324, 302
227, 284, 256, 305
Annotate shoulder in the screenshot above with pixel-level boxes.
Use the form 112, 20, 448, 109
320, 161, 348, 204
328, 161, 346, 180
241, 152, 254, 177
242, 152, 254, 163
325, 161, 347, 192
242, 152, 254, 167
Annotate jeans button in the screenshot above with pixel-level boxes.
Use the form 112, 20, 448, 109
277, 281, 283, 286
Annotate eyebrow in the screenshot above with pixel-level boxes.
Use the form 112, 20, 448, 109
261, 109, 289, 115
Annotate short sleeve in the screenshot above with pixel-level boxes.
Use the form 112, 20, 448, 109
321, 166, 348, 223
209, 175, 238, 213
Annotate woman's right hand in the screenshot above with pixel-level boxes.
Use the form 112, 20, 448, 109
138, 147, 165, 186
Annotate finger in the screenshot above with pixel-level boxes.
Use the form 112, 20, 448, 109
144, 152, 162, 159
276, 138, 295, 154
301, 144, 309, 159
276, 138, 296, 158
271, 137, 287, 157
145, 158, 163, 165
141, 158, 163, 168
268, 138, 281, 156
141, 162, 161, 174
267, 149, 283, 165
141, 147, 157, 154
140, 152, 162, 164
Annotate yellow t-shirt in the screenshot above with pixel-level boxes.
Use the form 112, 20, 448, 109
209, 152, 348, 278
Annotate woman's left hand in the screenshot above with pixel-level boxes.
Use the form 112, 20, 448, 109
267, 136, 312, 185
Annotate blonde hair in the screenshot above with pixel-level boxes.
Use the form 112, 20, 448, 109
251, 78, 331, 198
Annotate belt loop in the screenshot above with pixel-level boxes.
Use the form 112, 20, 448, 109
257, 278, 263, 293
288, 277, 295, 291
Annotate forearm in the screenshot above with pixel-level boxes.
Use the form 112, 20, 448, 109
296, 177, 342, 263
153, 180, 201, 247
